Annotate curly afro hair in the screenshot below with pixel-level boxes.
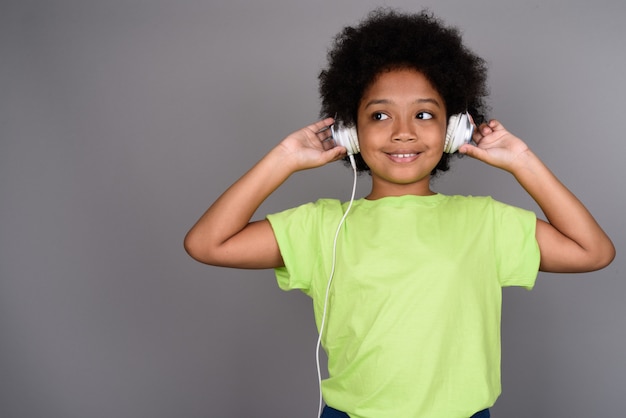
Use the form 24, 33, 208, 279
319, 8, 489, 174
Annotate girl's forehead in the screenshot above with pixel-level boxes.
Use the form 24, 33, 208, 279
360, 69, 444, 105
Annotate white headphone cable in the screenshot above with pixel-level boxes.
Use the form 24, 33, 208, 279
316, 154, 357, 417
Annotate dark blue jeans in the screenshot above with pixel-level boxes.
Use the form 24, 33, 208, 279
321, 405, 490, 417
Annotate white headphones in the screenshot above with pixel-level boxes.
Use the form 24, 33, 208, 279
444, 111, 474, 154
331, 111, 474, 155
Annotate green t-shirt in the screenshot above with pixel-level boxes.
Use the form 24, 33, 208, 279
267, 194, 540, 418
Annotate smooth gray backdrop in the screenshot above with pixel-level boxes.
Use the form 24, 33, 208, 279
1, 0, 624, 417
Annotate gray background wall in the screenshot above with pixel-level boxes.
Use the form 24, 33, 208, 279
1, 0, 624, 417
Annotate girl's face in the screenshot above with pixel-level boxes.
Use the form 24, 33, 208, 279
356, 68, 447, 199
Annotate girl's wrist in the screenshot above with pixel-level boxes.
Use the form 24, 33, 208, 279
263, 144, 302, 177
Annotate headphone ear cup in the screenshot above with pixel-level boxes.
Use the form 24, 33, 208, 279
444, 112, 474, 153
331, 124, 360, 155
444, 114, 460, 153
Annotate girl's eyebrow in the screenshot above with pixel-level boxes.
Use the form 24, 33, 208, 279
363, 98, 442, 108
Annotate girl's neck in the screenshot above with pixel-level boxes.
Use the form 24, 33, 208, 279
365, 184, 436, 200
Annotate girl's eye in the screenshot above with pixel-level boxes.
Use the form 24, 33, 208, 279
372, 112, 389, 121
417, 112, 433, 120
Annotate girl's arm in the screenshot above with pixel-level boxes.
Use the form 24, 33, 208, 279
460, 120, 615, 273
184, 118, 345, 269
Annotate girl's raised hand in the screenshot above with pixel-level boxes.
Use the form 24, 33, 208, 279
276, 117, 347, 171
459, 119, 530, 173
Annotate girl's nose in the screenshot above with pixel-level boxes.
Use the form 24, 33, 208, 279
392, 118, 416, 142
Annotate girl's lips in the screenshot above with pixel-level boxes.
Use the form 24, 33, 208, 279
387, 152, 420, 163
390, 153, 417, 158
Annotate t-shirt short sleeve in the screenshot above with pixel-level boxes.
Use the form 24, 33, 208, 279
489, 197, 540, 289
266, 199, 342, 293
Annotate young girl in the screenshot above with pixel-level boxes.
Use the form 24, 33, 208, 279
184, 9, 615, 418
